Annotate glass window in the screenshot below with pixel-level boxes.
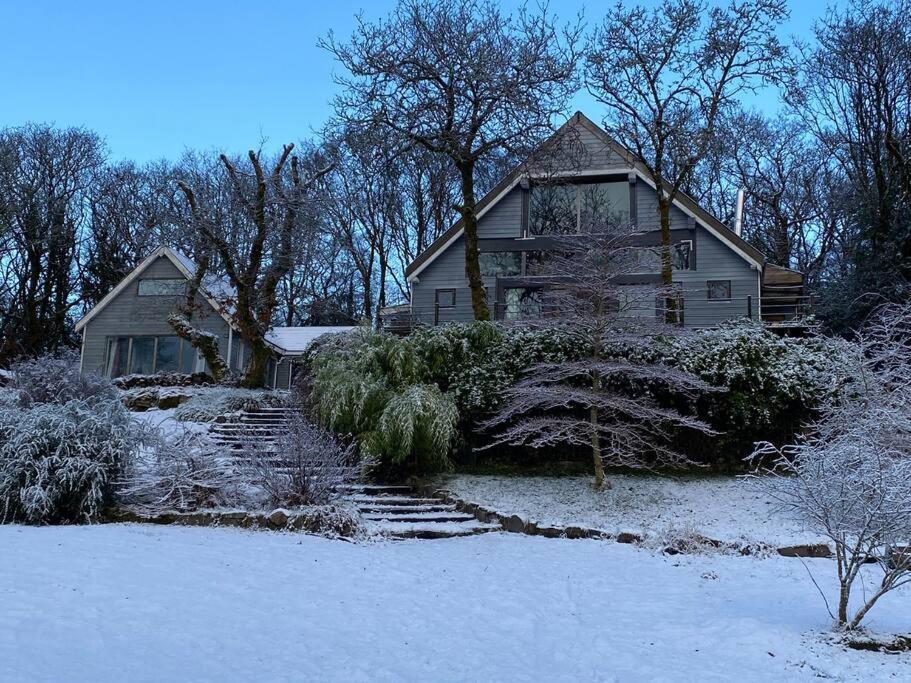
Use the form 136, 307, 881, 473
435, 289, 456, 308
504, 287, 545, 321
479, 252, 521, 277
181, 339, 198, 374
138, 278, 186, 296
529, 183, 578, 235
625, 242, 692, 273
707, 280, 732, 301
155, 336, 181, 373
130, 337, 155, 375
578, 181, 630, 231
672, 241, 692, 270
105, 337, 130, 378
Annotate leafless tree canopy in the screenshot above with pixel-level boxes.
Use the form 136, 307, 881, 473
323, 0, 582, 320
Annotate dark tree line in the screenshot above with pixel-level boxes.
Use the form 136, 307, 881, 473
1, 0, 909, 374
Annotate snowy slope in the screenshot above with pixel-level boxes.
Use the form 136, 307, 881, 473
1, 524, 908, 682
445, 474, 827, 545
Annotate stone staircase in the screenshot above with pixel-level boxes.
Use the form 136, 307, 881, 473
209, 406, 294, 451
342, 484, 501, 540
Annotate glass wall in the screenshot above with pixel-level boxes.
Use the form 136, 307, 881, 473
479, 251, 521, 277
529, 180, 630, 235
104, 335, 200, 377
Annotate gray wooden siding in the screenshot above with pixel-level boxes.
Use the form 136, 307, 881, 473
410, 122, 760, 328
81, 256, 231, 376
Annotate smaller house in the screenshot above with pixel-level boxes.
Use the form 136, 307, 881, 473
75, 246, 354, 388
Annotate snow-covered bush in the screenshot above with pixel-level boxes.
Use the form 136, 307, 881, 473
118, 428, 242, 514
751, 305, 911, 630
0, 397, 147, 523
311, 329, 458, 473
244, 415, 362, 507
173, 388, 287, 422
12, 350, 117, 407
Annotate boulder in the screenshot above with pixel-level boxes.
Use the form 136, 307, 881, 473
616, 531, 642, 544
157, 391, 193, 410
533, 526, 564, 539
505, 515, 526, 533
122, 388, 159, 411
564, 526, 589, 540
777, 543, 832, 558
268, 509, 290, 529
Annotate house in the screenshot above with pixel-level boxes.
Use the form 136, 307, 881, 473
75, 246, 354, 387
403, 112, 808, 328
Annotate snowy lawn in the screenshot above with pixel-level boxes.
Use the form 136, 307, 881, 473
444, 474, 827, 546
2, 524, 909, 682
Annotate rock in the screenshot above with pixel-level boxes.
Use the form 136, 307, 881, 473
122, 388, 159, 411
777, 543, 832, 558
268, 509, 289, 529
157, 391, 192, 410
505, 515, 526, 533
534, 526, 564, 539
564, 526, 589, 540
616, 532, 642, 544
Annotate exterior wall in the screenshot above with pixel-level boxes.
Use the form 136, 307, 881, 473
409, 124, 760, 328
81, 256, 231, 376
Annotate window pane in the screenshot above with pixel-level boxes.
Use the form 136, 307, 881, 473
529, 184, 577, 235
579, 181, 630, 231
435, 289, 456, 307
504, 287, 544, 321
155, 336, 180, 373
479, 252, 521, 277
106, 337, 130, 377
180, 340, 197, 374
672, 242, 691, 270
707, 280, 731, 300
138, 279, 186, 296
130, 337, 155, 375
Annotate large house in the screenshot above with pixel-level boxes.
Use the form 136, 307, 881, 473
403, 112, 806, 328
75, 246, 353, 387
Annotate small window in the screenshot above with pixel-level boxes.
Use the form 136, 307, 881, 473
435, 289, 456, 308
479, 252, 521, 277
707, 280, 731, 301
672, 241, 692, 270
138, 278, 186, 296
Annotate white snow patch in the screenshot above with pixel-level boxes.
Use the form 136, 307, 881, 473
444, 474, 828, 546
0, 525, 907, 681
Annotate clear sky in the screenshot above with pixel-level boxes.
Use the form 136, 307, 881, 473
1, 0, 844, 163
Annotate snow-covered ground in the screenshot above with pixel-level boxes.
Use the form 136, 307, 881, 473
445, 474, 827, 546
1, 524, 908, 682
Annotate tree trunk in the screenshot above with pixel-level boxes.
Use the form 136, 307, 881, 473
458, 162, 490, 321
168, 313, 228, 382
590, 371, 606, 488
242, 338, 272, 389
656, 193, 678, 324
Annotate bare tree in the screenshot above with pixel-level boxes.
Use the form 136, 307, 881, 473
480, 229, 716, 488
323, 0, 581, 320
585, 0, 790, 294
752, 304, 911, 630
175, 145, 333, 387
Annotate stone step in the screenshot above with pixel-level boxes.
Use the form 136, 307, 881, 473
363, 512, 477, 523
337, 484, 414, 495
374, 522, 501, 540
350, 496, 441, 506
356, 504, 456, 514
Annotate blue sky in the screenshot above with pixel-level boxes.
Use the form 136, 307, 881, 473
1, 0, 843, 162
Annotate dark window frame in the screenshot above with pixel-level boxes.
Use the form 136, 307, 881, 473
435, 288, 456, 308
707, 279, 732, 302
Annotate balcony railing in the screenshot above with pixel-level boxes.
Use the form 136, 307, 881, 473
379, 294, 818, 335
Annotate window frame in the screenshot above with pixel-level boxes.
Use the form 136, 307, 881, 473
137, 278, 187, 297
435, 288, 456, 309
706, 279, 732, 302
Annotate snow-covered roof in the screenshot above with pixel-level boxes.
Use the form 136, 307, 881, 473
265, 326, 356, 355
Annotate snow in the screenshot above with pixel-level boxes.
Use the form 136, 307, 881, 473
1, 524, 908, 682
444, 474, 829, 546
265, 326, 356, 354
131, 407, 209, 437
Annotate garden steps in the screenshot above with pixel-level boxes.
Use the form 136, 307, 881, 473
209, 406, 294, 451
347, 487, 502, 540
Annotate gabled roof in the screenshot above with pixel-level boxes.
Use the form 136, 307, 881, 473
74, 246, 237, 333
265, 326, 356, 355
405, 111, 767, 281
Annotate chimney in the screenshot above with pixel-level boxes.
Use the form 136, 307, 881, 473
734, 188, 745, 237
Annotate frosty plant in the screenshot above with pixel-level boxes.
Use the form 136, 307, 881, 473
244, 413, 363, 507
481, 229, 716, 488
751, 303, 911, 630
